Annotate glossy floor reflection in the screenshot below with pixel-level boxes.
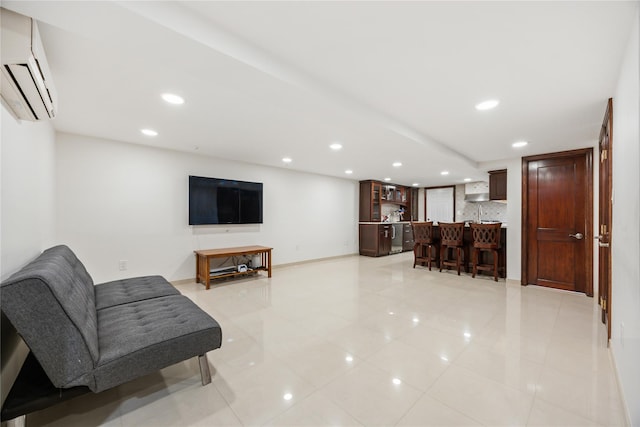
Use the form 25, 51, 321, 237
29, 253, 627, 426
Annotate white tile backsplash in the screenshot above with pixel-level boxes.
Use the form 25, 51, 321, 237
382, 203, 407, 222
455, 184, 507, 224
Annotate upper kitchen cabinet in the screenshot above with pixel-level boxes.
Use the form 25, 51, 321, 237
382, 184, 407, 204
359, 180, 382, 222
489, 169, 507, 200
360, 180, 411, 222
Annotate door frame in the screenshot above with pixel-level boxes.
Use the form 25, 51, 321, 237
521, 148, 594, 295
599, 98, 613, 339
423, 185, 456, 222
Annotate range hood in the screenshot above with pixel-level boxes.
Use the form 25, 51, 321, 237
464, 181, 489, 202
465, 192, 490, 202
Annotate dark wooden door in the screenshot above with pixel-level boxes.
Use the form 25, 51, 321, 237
523, 149, 593, 294
598, 99, 613, 338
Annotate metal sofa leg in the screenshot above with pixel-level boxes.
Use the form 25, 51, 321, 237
7, 415, 26, 427
198, 354, 211, 385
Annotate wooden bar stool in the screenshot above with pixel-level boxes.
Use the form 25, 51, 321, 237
411, 221, 439, 270
439, 222, 465, 275
470, 222, 502, 281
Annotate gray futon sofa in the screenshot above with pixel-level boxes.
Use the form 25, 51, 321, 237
1, 245, 222, 425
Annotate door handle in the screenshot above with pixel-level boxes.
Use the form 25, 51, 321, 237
569, 233, 584, 240
599, 242, 610, 248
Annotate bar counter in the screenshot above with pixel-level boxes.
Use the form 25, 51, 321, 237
423, 224, 507, 278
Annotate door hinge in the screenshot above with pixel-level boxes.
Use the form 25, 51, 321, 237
600, 296, 607, 310
601, 149, 608, 162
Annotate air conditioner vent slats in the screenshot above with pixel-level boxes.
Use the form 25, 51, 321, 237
1, 8, 57, 121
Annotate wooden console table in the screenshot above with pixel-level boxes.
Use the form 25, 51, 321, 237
194, 246, 272, 290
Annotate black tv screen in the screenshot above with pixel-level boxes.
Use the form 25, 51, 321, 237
189, 176, 263, 225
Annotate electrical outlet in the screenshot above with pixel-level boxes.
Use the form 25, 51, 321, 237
118, 260, 128, 271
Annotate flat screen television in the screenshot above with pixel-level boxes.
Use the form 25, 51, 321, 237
189, 176, 263, 225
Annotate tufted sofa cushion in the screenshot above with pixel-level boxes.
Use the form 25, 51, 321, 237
94, 295, 221, 392
95, 275, 180, 310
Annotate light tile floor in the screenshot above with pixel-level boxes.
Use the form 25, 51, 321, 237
29, 253, 627, 426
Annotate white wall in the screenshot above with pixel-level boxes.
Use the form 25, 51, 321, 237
55, 133, 359, 283
1, 107, 56, 404
1, 111, 56, 280
610, 6, 640, 425
504, 159, 522, 282
478, 159, 522, 282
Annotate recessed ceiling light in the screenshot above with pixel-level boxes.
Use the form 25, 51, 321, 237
329, 143, 342, 150
412, 183, 419, 187
441, 171, 449, 175
345, 169, 353, 174
392, 378, 402, 385
392, 162, 402, 167
140, 128, 158, 137
475, 99, 499, 111
384, 177, 392, 182
161, 93, 184, 105
282, 157, 292, 163
283, 393, 293, 401
512, 141, 529, 148
464, 178, 472, 182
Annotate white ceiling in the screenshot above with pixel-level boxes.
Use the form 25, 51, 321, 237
4, 1, 637, 186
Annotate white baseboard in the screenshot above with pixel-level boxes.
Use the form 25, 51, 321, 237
608, 343, 632, 427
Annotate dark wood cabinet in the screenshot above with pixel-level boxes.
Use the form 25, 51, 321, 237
360, 179, 414, 257
382, 185, 407, 204
359, 181, 382, 222
360, 223, 415, 256
359, 224, 391, 256
379, 224, 392, 255
489, 169, 507, 200
360, 180, 411, 222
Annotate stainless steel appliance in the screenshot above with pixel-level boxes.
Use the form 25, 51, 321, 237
391, 223, 404, 254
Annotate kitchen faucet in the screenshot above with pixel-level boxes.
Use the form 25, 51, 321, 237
477, 203, 483, 223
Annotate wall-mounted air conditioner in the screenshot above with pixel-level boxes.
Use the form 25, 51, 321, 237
1, 8, 57, 121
